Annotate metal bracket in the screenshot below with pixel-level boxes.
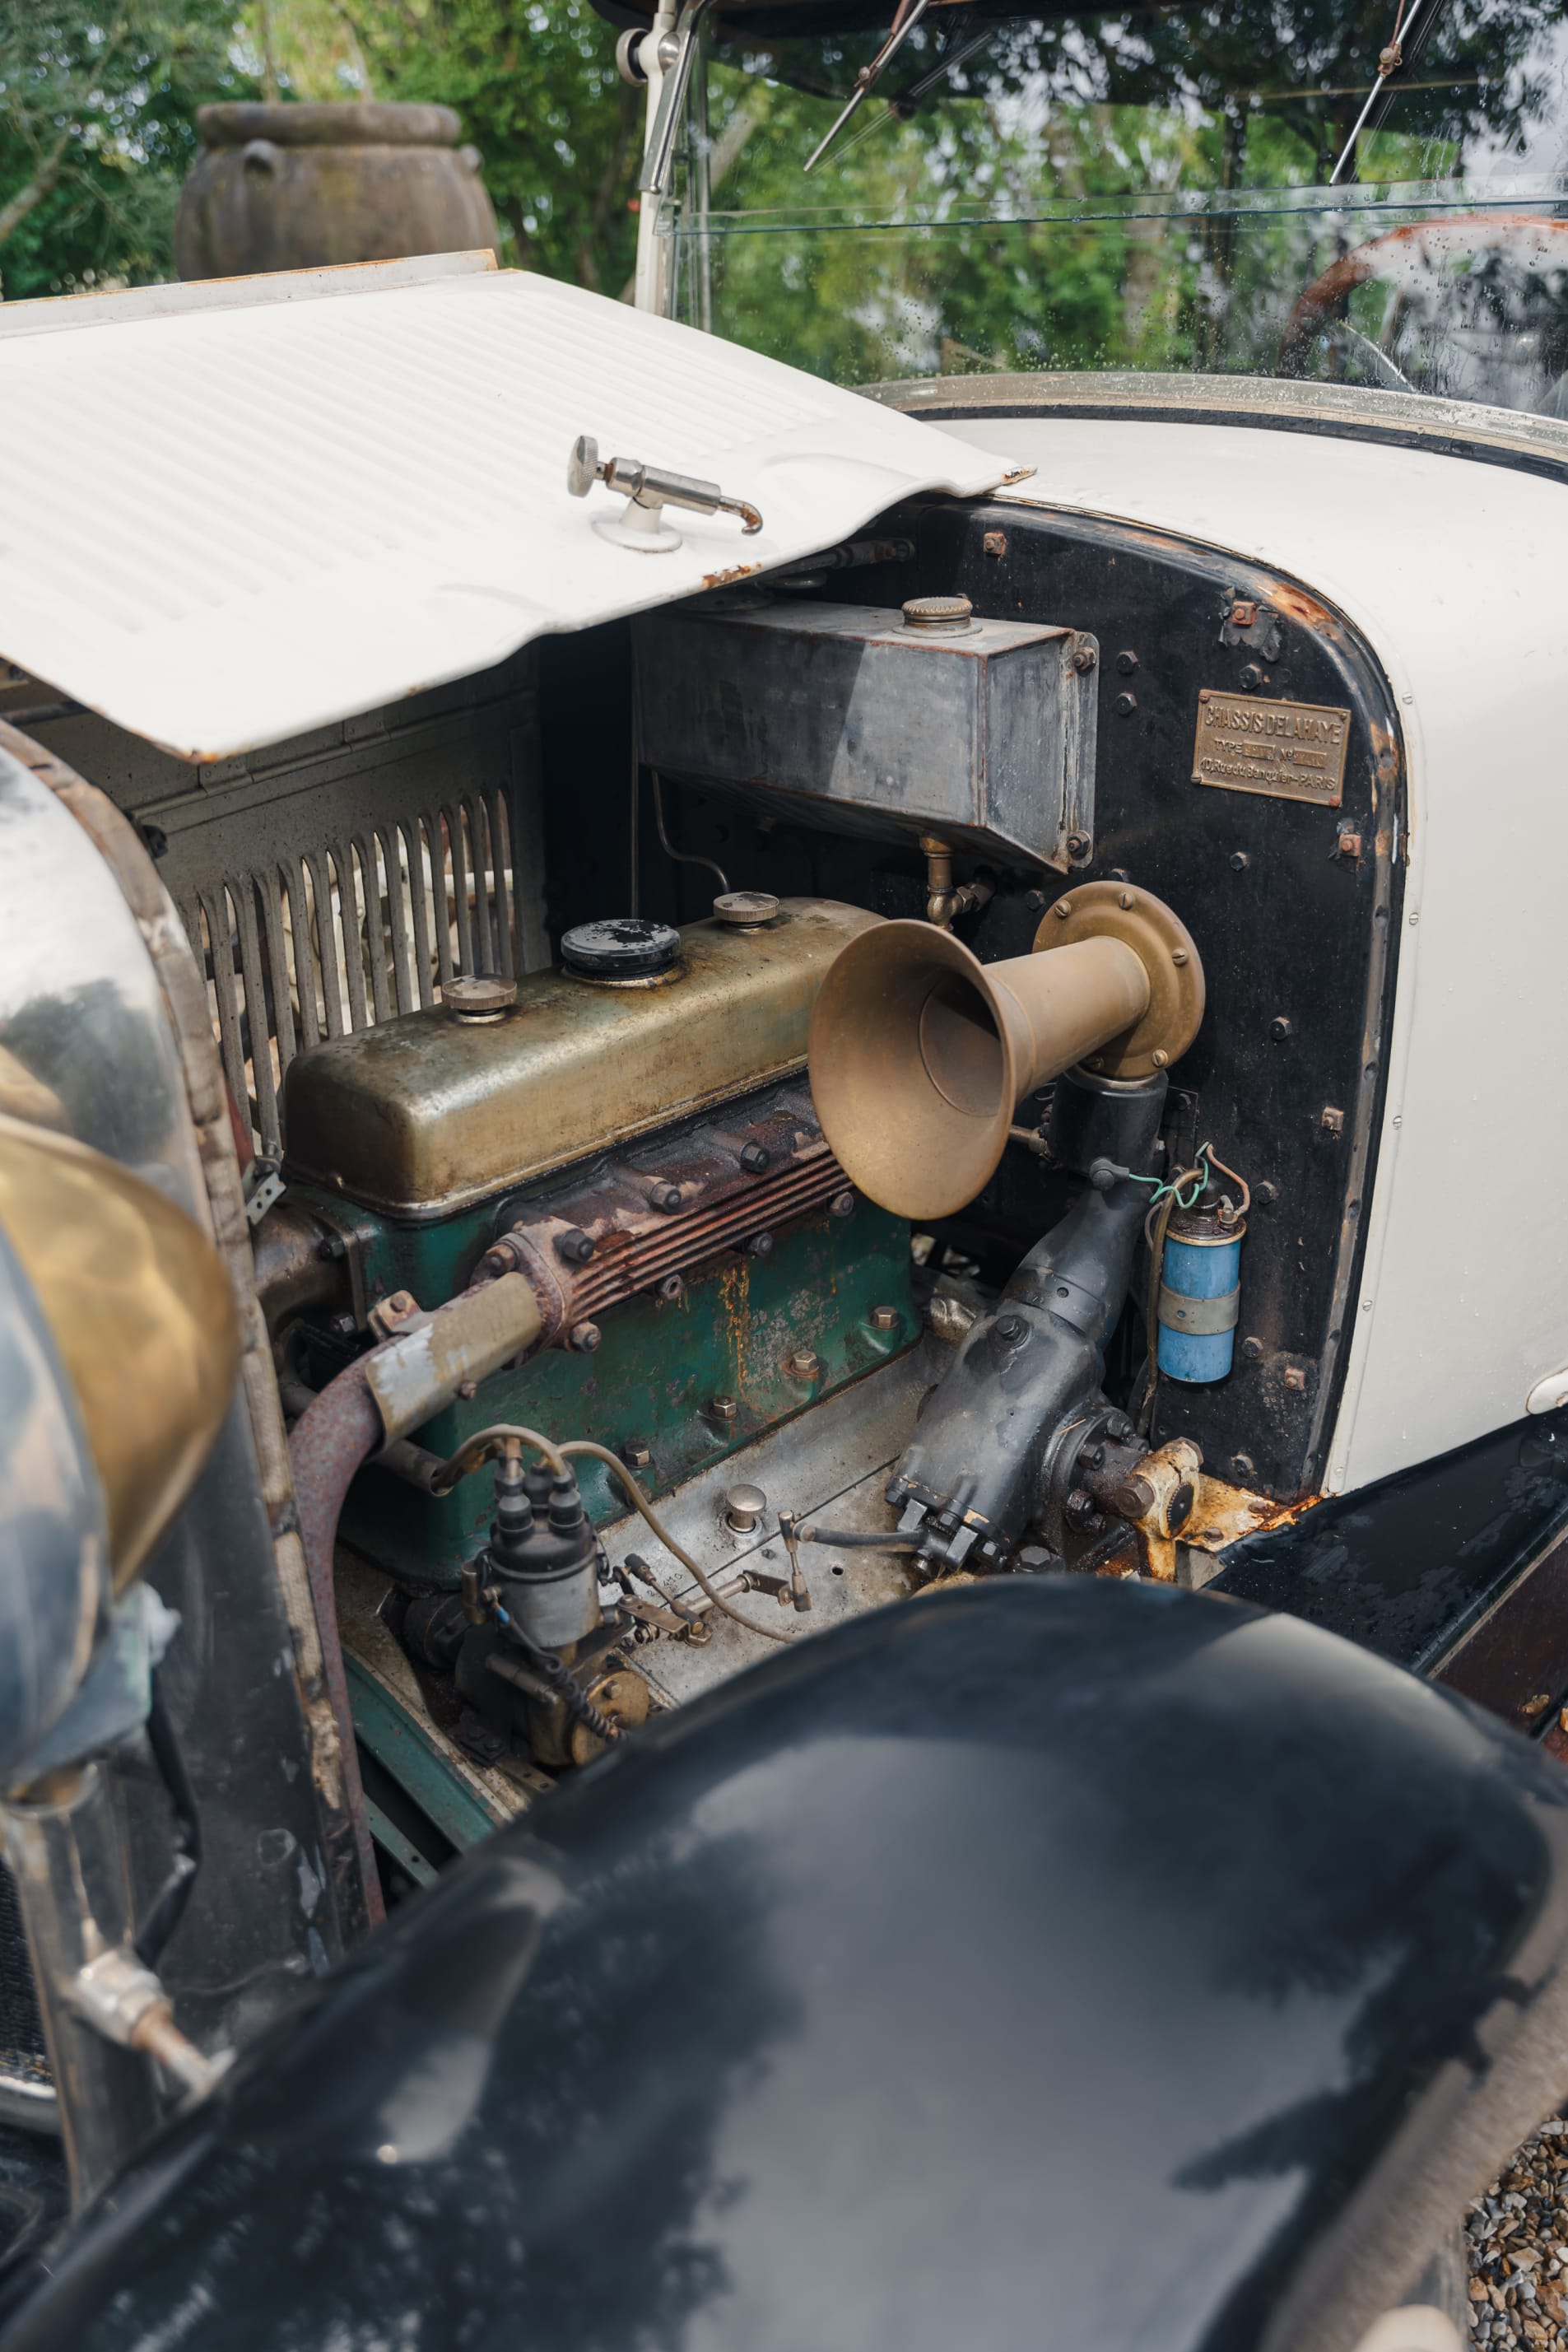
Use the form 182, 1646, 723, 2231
567, 435, 762, 554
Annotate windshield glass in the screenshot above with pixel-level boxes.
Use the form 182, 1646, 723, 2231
665, 0, 1568, 408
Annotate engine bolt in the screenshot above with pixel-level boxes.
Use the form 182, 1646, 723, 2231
1268, 1015, 1293, 1042
709, 1394, 739, 1423
868, 1304, 900, 1332
621, 1438, 653, 1470
1241, 1335, 1265, 1363
651, 1182, 683, 1213
830, 1190, 856, 1218
569, 1320, 602, 1352
556, 1226, 595, 1264
1114, 692, 1138, 717
994, 1312, 1026, 1344
1070, 642, 1097, 673
742, 1232, 773, 1257
654, 1273, 684, 1302
784, 1348, 821, 1381
1115, 650, 1139, 674
1114, 1475, 1156, 1519
1065, 1488, 1096, 1522
739, 1143, 770, 1173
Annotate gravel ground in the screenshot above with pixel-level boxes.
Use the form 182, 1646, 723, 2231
1468, 2120, 1568, 2345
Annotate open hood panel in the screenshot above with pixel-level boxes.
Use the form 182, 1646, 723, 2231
0, 256, 1016, 762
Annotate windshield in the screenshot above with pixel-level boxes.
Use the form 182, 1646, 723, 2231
664, 0, 1568, 409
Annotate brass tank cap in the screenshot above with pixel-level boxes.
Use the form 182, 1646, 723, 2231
561, 917, 682, 985
713, 891, 781, 928
444, 973, 517, 1023
901, 594, 974, 634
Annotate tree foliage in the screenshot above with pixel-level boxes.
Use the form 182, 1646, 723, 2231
0, 0, 253, 297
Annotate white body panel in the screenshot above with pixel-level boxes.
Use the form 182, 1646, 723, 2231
933, 412, 1568, 1493
0, 261, 1010, 762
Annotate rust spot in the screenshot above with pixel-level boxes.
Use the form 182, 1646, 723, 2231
701, 561, 762, 591
1268, 580, 1337, 635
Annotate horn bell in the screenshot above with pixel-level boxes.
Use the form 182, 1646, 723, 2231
808, 884, 1203, 1222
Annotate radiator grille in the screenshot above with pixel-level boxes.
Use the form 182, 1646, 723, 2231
0, 1861, 47, 2084
172, 786, 519, 1160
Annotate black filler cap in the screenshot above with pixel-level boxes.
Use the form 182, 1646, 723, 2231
561, 917, 681, 979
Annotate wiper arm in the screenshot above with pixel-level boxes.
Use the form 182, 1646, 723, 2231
826, 21, 998, 167
803, 0, 933, 175
1329, 0, 1444, 184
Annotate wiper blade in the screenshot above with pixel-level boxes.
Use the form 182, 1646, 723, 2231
1329, 0, 1444, 184
803, 0, 933, 175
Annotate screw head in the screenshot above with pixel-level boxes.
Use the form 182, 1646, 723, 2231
1119, 889, 1136, 910
569, 1320, 602, 1353
1054, 898, 1072, 920
1023, 887, 1047, 911
1268, 1015, 1293, 1042
1065, 1488, 1096, 1522
1015, 1544, 1055, 1573
556, 1226, 595, 1264
1065, 835, 1091, 859
982, 530, 1007, 557
742, 1232, 773, 1257
621, 1438, 653, 1470
1229, 1453, 1257, 1482
830, 1190, 856, 1218
1229, 850, 1250, 872
784, 1348, 821, 1381
1152, 1049, 1170, 1069
1283, 1365, 1307, 1393
994, 1311, 1026, 1344
1071, 642, 1097, 673
651, 1182, 683, 1213
1115, 650, 1139, 674
1171, 948, 1189, 966
1114, 692, 1138, 717
1240, 1335, 1265, 1363
869, 1304, 900, 1333
1256, 1181, 1279, 1206
739, 1142, 770, 1174
1239, 664, 1263, 691
709, 1394, 740, 1423
654, 1272, 684, 1302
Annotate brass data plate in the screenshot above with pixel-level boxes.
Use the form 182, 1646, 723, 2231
1191, 691, 1350, 807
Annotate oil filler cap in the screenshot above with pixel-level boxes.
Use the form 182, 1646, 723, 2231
561, 916, 681, 980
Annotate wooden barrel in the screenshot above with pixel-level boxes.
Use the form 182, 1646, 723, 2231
175, 101, 500, 281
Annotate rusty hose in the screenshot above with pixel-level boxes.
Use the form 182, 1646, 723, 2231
287, 1358, 385, 1926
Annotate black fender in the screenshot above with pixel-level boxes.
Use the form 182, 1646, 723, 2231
6, 1577, 1568, 2352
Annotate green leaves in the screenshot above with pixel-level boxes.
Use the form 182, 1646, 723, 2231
0, 0, 254, 296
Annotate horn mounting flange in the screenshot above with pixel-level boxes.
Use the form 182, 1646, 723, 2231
1033, 883, 1203, 1080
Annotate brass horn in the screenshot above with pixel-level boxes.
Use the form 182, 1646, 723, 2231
808, 882, 1204, 1220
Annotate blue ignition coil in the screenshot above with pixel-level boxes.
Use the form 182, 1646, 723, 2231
1156, 1204, 1246, 1384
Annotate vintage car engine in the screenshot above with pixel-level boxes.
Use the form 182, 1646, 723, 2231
246, 530, 1391, 1832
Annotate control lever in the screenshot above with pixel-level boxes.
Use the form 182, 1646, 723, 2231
567, 435, 763, 553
